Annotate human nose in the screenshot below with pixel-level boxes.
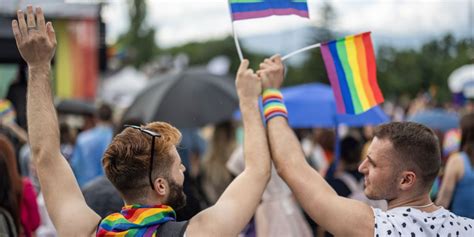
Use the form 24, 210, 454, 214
358, 158, 368, 174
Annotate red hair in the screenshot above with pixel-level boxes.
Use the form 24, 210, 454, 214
103, 122, 181, 201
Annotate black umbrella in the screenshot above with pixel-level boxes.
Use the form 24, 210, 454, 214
122, 68, 238, 128
56, 99, 96, 116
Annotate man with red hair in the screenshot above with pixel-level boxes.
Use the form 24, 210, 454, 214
15, 5, 271, 236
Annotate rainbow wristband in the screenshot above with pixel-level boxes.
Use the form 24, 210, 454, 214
262, 88, 288, 122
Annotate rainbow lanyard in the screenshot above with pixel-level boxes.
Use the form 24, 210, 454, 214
97, 204, 176, 237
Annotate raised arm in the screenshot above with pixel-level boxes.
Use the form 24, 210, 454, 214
435, 154, 463, 208
187, 60, 271, 236
259, 55, 374, 236
13, 6, 100, 235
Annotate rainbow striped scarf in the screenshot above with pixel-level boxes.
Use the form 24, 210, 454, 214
97, 204, 176, 237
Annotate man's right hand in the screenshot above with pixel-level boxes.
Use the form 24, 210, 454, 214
235, 59, 262, 101
258, 55, 285, 90
12, 6, 56, 67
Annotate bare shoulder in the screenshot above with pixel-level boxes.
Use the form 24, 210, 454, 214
447, 153, 465, 165
446, 153, 465, 176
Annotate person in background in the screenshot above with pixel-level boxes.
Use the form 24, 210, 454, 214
0, 135, 40, 237
0, 99, 28, 174
327, 136, 366, 197
436, 113, 474, 218
201, 120, 236, 204
227, 145, 313, 237
314, 128, 335, 176
0, 99, 28, 144
70, 103, 114, 187
0, 143, 20, 236
59, 123, 75, 163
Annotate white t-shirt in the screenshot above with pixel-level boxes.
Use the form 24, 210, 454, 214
373, 207, 474, 236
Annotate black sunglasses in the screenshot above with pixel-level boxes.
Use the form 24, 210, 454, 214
124, 125, 162, 190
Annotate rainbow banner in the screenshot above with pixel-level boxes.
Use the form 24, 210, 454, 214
229, 0, 309, 21
320, 32, 384, 115
54, 20, 98, 100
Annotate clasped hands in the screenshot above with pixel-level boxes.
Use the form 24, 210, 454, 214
235, 56, 285, 101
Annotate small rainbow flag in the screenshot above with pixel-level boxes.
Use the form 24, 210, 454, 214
321, 32, 384, 114
229, 0, 309, 21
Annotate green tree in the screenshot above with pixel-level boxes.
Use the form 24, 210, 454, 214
116, 0, 158, 69
377, 34, 472, 103
164, 36, 266, 74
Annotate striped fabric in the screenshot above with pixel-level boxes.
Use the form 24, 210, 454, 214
97, 204, 176, 237
229, 0, 309, 21
321, 32, 384, 114
0, 99, 16, 124
263, 88, 288, 121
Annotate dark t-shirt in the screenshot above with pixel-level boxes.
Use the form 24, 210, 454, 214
326, 170, 364, 197
155, 221, 189, 237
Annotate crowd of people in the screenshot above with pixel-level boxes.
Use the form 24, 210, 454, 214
1, 5, 474, 237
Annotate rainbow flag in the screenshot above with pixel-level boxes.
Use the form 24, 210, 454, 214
97, 204, 176, 236
229, 0, 309, 21
321, 32, 384, 114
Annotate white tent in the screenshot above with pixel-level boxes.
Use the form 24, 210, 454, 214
99, 67, 148, 109
448, 64, 474, 98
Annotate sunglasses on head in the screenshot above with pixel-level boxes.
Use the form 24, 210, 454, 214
124, 125, 161, 190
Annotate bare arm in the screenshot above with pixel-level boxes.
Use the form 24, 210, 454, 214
13, 6, 100, 235
259, 55, 374, 236
187, 60, 271, 236
436, 154, 463, 208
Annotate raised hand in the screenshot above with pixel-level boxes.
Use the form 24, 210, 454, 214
235, 59, 262, 101
257, 55, 285, 89
12, 6, 56, 67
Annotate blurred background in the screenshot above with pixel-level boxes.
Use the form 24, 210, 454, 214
0, 0, 473, 236
1, 0, 472, 107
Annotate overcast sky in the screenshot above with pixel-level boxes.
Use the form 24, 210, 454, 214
99, 0, 473, 48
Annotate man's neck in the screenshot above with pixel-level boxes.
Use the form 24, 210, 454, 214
387, 193, 440, 212
124, 197, 164, 207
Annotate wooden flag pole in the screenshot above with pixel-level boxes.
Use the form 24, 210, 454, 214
281, 42, 321, 61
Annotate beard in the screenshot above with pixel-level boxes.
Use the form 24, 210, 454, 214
364, 177, 399, 201
166, 178, 187, 210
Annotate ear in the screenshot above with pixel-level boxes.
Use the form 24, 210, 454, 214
153, 177, 168, 196
399, 171, 417, 191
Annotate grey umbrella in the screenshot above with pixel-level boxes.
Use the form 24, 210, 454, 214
122, 67, 238, 128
